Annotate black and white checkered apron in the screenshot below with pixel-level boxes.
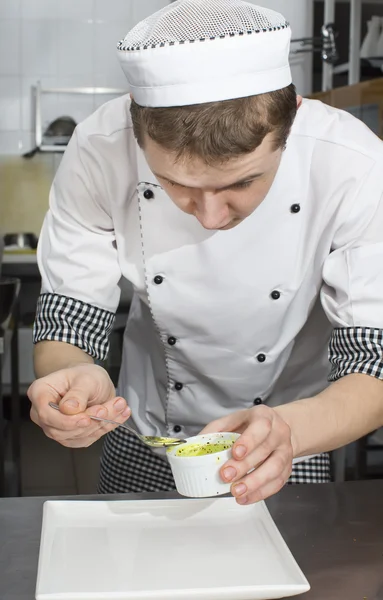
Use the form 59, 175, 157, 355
98, 426, 331, 494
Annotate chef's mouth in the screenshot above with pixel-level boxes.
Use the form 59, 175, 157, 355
200, 222, 235, 231
195, 215, 242, 230
217, 218, 242, 230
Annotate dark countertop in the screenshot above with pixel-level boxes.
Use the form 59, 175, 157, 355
1, 255, 40, 281
1, 480, 383, 600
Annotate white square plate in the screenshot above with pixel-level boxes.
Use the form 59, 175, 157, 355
36, 497, 310, 600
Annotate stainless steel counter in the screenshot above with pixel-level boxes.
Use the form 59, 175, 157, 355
1, 480, 383, 600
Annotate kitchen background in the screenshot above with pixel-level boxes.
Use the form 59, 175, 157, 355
1, 0, 383, 498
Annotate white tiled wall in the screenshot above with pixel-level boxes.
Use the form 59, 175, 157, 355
0, 0, 168, 155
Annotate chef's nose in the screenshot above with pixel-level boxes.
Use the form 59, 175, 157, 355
196, 194, 229, 230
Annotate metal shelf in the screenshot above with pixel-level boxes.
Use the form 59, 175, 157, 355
33, 81, 127, 153
322, 0, 363, 90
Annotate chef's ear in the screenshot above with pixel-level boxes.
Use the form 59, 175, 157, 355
297, 95, 303, 110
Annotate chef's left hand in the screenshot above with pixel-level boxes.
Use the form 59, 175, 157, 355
200, 405, 293, 504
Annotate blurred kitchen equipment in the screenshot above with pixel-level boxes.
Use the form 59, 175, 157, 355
0, 279, 20, 335
4, 233, 38, 251
376, 17, 383, 57
23, 81, 127, 158
364, 16, 383, 70
291, 23, 339, 65
0, 236, 4, 278
23, 116, 77, 160
360, 15, 381, 60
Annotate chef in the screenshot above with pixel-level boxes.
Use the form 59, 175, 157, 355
28, 0, 383, 504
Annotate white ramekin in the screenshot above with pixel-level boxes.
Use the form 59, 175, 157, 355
166, 432, 240, 498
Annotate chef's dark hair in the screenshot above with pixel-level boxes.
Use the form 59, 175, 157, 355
130, 83, 297, 164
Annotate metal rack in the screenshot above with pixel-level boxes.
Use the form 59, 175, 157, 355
33, 81, 127, 153
291, 22, 338, 73
322, 0, 363, 90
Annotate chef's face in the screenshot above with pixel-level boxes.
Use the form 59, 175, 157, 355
143, 133, 283, 230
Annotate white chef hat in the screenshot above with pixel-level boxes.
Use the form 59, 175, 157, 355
117, 0, 292, 108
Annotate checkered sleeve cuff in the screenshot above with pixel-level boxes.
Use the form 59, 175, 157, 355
328, 327, 383, 381
33, 293, 115, 361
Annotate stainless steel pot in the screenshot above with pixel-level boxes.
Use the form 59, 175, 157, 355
23, 116, 77, 159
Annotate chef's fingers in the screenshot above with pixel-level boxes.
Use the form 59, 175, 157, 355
235, 467, 292, 505
59, 432, 109, 448
30, 395, 92, 431
230, 450, 293, 505
39, 396, 130, 433
84, 396, 130, 422
30, 405, 41, 427
30, 404, 97, 440
57, 416, 131, 448
218, 409, 278, 483
28, 375, 94, 429
28, 377, 63, 407
58, 372, 99, 415
199, 409, 249, 435
66, 398, 131, 440
32, 398, 131, 444
220, 413, 291, 484
28, 374, 90, 418
220, 440, 278, 487
230, 408, 279, 461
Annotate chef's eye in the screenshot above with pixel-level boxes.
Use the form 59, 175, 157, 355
231, 180, 253, 190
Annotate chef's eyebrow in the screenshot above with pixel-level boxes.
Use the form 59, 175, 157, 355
153, 171, 264, 190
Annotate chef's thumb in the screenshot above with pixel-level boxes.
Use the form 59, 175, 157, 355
59, 388, 90, 415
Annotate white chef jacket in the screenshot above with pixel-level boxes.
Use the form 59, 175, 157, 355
34, 95, 383, 439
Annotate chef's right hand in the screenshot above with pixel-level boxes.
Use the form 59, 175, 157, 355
27, 363, 131, 448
